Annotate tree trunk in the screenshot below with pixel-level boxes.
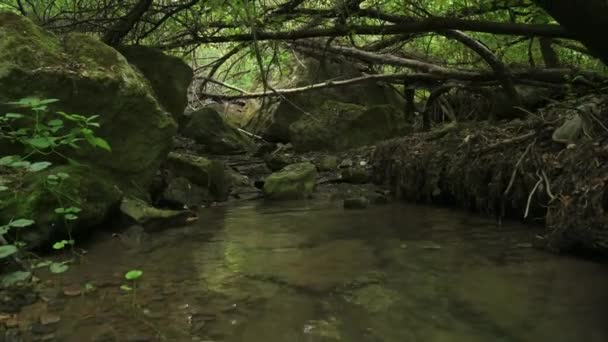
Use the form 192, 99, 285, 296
532, 0, 608, 65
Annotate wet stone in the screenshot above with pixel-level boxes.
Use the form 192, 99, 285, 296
344, 197, 370, 209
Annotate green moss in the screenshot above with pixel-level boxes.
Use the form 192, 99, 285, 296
0, 165, 123, 248
263, 162, 317, 200
290, 101, 410, 152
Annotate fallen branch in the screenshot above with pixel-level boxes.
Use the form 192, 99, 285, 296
199, 77, 252, 94
478, 130, 536, 153
525, 173, 543, 218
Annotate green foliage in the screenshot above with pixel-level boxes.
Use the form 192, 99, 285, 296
0, 97, 111, 278
125, 269, 143, 281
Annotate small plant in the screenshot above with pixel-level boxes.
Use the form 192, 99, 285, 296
0, 97, 111, 279
121, 269, 143, 306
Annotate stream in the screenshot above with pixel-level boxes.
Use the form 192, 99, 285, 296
21, 202, 608, 342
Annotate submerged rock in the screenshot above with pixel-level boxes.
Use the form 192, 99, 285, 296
182, 107, 253, 154
263, 162, 317, 200
118, 45, 193, 122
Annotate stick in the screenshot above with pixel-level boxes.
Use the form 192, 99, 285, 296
524, 174, 543, 218
504, 140, 535, 196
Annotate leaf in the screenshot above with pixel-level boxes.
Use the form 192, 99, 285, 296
64, 214, 78, 221
28, 161, 52, 172
5, 113, 24, 119
57, 172, 70, 179
92, 137, 111, 152
8, 160, 30, 168
66, 207, 81, 213
47, 119, 63, 127
53, 240, 68, 250
0, 185, 8, 192
9, 219, 35, 228
49, 262, 69, 274
26, 137, 54, 149
0, 245, 18, 259
0, 156, 19, 166
32, 260, 53, 269
1, 271, 31, 286
125, 270, 143, 281
120, 284, 133, 291
0, 225, 9, 235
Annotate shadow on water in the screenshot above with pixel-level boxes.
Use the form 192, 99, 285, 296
24, 201, 608, 342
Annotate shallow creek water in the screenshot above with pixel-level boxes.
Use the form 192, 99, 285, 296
24, 202, 608, 341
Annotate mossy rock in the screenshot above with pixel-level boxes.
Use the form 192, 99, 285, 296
243, 57, 404, 142
118, 45, 193, 121
263, 162, 317, 200
290, 101, 411, 152
165, 152, 230, 201
181, 107, 253, 154
119, 196, 192, 230
0, 165, 123, 248
0, 12, 176, 188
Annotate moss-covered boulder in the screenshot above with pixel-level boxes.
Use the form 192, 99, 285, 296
118, 45, 193, 121
0, 12, 176, 188
119, 196, 192, 231
243, 58, 404, 142
290, 101, 411, 152
181, 107, 253, 154
263, 162, 317, 200
164, 152, 230, 201
0, 165, 123, 248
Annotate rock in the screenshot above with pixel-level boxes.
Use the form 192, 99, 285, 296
161, 177, 211, 207
290, 101, 410, 152
368, 192, 389, 205
316, 156, 339, 171
242, 58, 403, 142
182, 107, 253, 154
119, 197, 192, 230
165, 152, 230, 201
0, 165, 122, 248
0, 12, 177, 187
118, 45, 193, 122
343, 197, 369, 209
340, 166, 371, 184
552, 114, 583, 145
264, 153, 296, 172
263, 162, 317, 200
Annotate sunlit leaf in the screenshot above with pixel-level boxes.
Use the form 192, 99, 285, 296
28, 161, 52, 172
125, 270, 143, 281
0, 245, 18, 259
49, 262, 69, 274
9, 219, 35, 228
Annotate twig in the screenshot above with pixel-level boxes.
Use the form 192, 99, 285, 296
504, 140, 535, 196
479, 130, 536, 153
541, 169, 556, 202
237, 128, 266, 142
524, 174, 543, 218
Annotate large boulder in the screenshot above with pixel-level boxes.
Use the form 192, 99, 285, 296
118, 45, 193, 122
243, 58, 404, 142
0, 12, 177, 247
289, 101, 411, 152
263, 162, 317, 200
181, 107, 253, 154
0, 12, 177, 188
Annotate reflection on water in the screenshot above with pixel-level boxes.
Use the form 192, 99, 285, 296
31, 202, 608, 341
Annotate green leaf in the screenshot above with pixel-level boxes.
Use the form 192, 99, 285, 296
1, 271, 31, 286
92, 137, 111, 152
0, 156, 19, 166
28, 161, 52, 172
0, 245, 18, 259
26, 137, 54, 149
53, 240, 69, 250
57, 172, 70, 179
0, 185, 8, 192
47, 119, 63, 127
8, 160, 30, 168
64, 214, 78, 221
32, 260, 53, 269
0, 225, 9, 235
49, 262, 69, 274
125, 270, 143, 281
9, 219, 35, 228
120, 284, 133, 291
5, 113, 24, 119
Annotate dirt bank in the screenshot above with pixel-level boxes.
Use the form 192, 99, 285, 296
372, 94, 608, 255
